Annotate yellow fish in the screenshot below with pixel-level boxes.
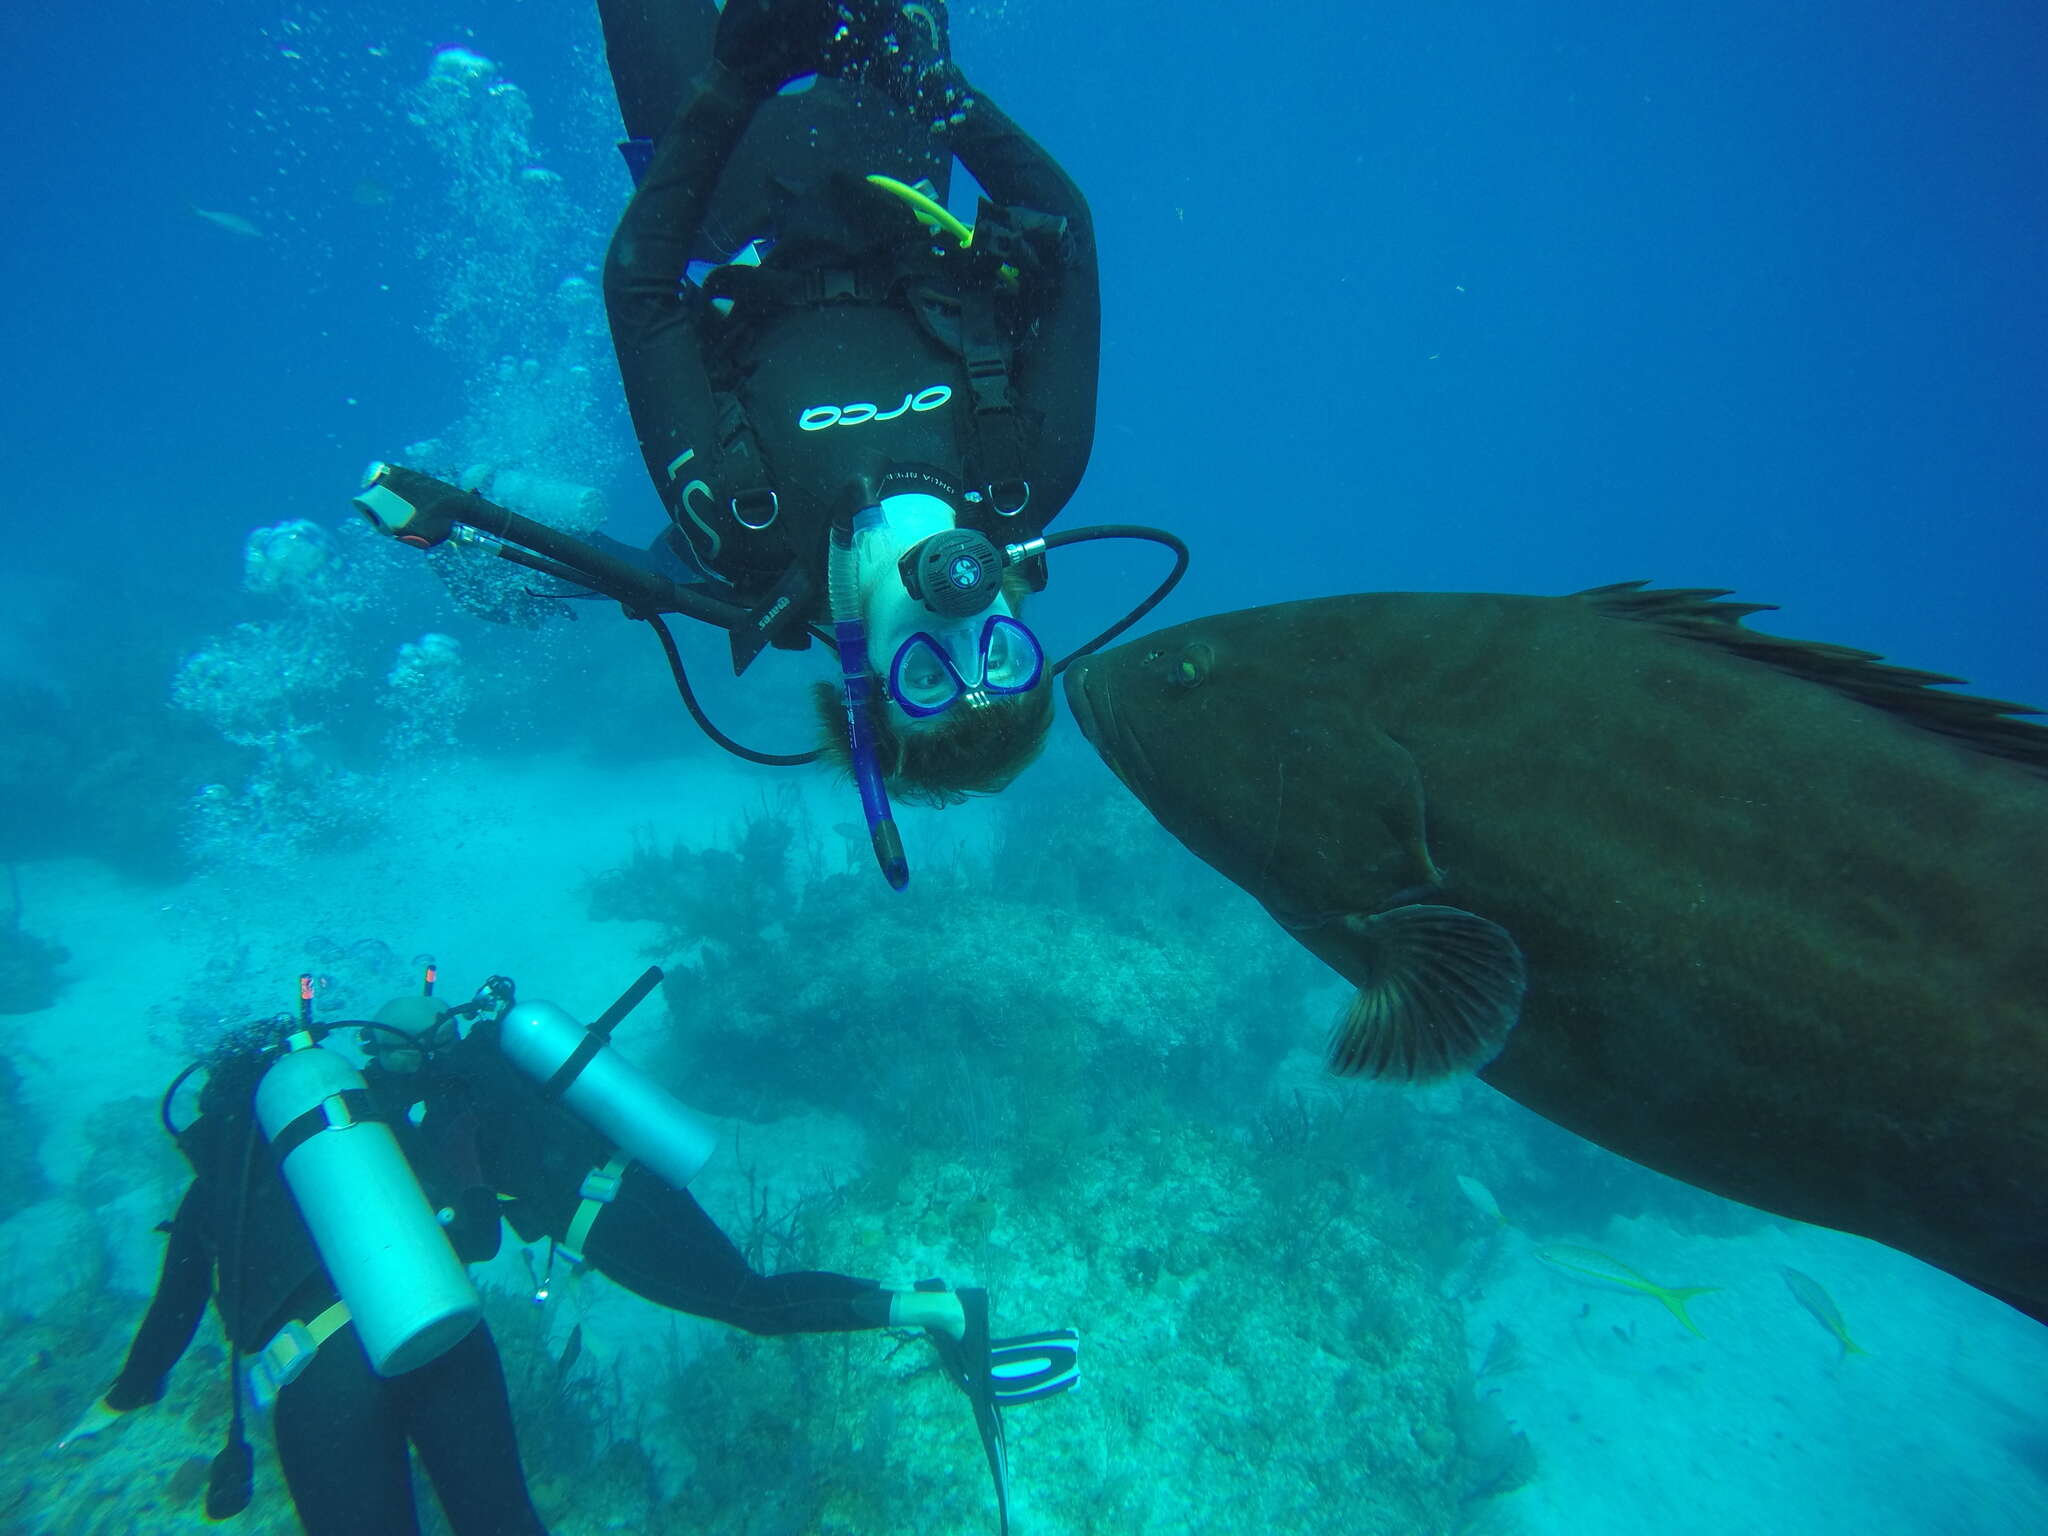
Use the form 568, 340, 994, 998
1781, 1266, 1867, 1359
1537, 1245, 1719, 1337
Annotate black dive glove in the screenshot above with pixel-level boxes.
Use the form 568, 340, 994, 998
714, 1, 971, 125
835, 2, 974, 129
711, 0, 841, 98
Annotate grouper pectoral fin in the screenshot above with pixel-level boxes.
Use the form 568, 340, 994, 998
1326, 905, 1528, 1083
1359, 728, 1445, 889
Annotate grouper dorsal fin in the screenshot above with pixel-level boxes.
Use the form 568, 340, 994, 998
1574, 581, 2048, 775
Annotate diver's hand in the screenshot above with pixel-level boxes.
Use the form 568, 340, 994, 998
56, 1398, 126, 1451
826, 4, 972, 128
711, 0, 839, 98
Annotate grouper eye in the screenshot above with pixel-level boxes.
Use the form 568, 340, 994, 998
1170, 642, 1214, 689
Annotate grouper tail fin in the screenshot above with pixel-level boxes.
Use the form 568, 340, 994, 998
1327, 904, 1527, 1082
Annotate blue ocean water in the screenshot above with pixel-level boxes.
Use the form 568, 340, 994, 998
2, 2, 2043, 1533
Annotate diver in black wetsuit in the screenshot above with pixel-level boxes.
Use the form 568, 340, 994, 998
63, 972, 1075, 1535
599, 0, 1100, 803
354, 2, 1182, 889
65, 1035, 551, 1536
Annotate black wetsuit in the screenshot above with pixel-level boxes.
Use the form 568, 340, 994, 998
108, 1028, 891, 1533
598, 0, 1098, 645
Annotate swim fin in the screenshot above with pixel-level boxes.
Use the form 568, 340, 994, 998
927, 1285, 1011, 1534
988, 1328, 1081, 1407
920, 1284, 1083, 1534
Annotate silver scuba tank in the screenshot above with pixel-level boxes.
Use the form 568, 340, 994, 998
497, 1000, 717, 1190
254, 1040, 482, 1375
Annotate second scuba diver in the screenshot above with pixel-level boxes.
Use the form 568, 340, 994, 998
354, 0, 1185, 888
63, 966, 1076, 1535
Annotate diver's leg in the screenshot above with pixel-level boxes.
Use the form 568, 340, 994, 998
402, 1323, 549, 1536
273, 1334, 420, 1536
597, 0, 720, 142
584, 1167, 896, 1334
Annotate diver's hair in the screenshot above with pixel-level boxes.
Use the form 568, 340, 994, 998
812, 571, 1054, 806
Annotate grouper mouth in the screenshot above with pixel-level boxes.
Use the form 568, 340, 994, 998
1061, 660, 1106, 750
1062, 660, 1150, 793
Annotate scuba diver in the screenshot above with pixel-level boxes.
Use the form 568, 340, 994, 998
61, 966, 1077, 1535
353, 0, 1185, 889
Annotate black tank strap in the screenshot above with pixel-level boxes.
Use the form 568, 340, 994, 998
958, 285, 1031, 507
541, 1033, 606, 1101
542, 966, 664, 1099
267, 1089, 381, 1165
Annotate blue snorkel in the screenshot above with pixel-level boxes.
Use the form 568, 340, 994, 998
830, 500, 910, 890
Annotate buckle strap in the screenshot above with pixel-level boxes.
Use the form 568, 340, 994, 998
303, 1299, 353, 1346
249, 1300, 353, 1410
557, 1154, 630, 1270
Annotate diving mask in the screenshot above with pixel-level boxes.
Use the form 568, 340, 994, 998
887, 611, 1044, 718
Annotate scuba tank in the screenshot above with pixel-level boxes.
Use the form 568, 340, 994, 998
254, 1036, 482, 1375
495, 968, 716, 1191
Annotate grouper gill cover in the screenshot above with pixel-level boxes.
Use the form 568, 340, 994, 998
1062, 584, 2048, 1325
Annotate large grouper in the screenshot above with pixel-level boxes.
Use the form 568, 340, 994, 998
1062, 583, 2048, 1324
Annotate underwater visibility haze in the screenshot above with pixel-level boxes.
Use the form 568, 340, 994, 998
2, 2, 2045, 1533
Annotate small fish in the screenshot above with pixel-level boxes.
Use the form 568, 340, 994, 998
1781, 1266, 1867, 1359
1456, 1174, 1508, 1227
1537, 1245, 1719, 1337
191, 205, 263, 239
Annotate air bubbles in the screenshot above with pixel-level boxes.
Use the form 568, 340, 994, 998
429, 47, 497, 83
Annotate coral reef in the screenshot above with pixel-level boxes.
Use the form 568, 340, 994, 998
636, 1121, 1527, 1536
571, 782, 1531, 1533
0, 1281, 302, 1536
586, 789, 819, 960
0, 677, 220, 881
1, 866, 68, 1014
483, 1287, 665, 1532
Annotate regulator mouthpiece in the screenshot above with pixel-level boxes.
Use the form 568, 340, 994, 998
899, 529, 1003, 619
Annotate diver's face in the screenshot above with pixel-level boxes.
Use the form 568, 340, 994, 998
865, 581, 1033, 730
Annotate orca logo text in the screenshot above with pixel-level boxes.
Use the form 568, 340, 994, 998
799, 385, 952, 432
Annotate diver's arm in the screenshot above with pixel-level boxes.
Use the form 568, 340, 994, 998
597, 0, 721, 143
602, 63, 761, 516
103, 1183, 214, 1411
950, 83, 1095, 230
949, 84, 1100, 520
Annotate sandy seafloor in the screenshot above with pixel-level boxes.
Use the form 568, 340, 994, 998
4, 750, 2045, 1536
